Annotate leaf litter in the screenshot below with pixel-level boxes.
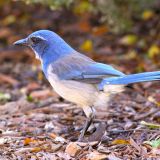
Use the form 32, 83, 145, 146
0, 1, 160, 159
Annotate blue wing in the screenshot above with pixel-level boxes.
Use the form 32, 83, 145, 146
71, 62, 125, 81
48, 52, 125, 84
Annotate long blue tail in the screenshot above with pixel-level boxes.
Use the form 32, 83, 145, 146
99, 71, 160, 90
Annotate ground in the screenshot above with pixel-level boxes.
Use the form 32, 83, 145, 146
0, 1, 160, 160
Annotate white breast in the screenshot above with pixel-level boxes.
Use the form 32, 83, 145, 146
48, 75, 99, 106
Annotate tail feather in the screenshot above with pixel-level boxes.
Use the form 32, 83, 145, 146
98, 71, 160, 90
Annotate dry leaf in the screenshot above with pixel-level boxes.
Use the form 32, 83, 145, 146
78, 20, 91, 32
23, 138, 37, 145
0, 73, 19, 86
107, 154, 122, 160
49, 133, 58, 139
80, 40, 93, 52
30, 89, 54, 100
142, 10, 154, 20
86, 151, 107, 160
2, 15, 16, 25
130, 138, 141, 152
65, 142, 81, 157
31, 147, 42, 152
148, 96, 160, 107
92, 25, 108, 36
140, 121, 160, 129
0, 28, 12, 38
120, 35, 138, 45
148, 45, 160, 58
73, 1, 92, 14
112, 139, 130, 145
0, 138, 8, 145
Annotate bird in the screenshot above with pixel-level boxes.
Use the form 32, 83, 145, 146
14, 30, 160, 141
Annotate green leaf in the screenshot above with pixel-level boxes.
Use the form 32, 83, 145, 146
140, 121, 160, 129
0, 92, 11, 101
26, 95, 34, 102
144, 139, 160, 148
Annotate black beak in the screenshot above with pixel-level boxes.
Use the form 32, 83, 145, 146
13, 38, 28, 46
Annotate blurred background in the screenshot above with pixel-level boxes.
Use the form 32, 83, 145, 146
0, 1, 160, 159
0, 0, 159, 102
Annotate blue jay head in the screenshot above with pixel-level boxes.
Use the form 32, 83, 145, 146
14, 30, 74, 61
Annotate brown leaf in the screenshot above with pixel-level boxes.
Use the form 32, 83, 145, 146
0, 98, 35, 115
23, 138, 38, 145
24, 82, 41, 93
130, 138, 141, 152
31, 147, 42, 152
92, 25, 108, 36
86, 151, 107, 160
0, 28, 12, 38
65, 142, 82, 157
107, 154, 122, 160
30, 89, 56, 100
0, 73, 19, 86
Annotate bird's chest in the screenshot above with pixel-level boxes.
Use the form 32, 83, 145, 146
47, 73, 97, 106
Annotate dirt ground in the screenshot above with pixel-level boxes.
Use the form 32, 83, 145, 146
0, 1, 160, 159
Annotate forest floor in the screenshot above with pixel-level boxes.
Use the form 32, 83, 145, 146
0, 2, 160, 159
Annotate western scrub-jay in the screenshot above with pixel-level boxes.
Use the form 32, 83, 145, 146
14, 30, 160, 141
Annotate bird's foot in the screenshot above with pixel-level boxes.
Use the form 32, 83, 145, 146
78, 117, 93, 142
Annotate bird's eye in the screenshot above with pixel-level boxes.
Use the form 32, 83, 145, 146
31, 37, 41, 44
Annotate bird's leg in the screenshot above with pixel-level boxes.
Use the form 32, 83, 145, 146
78, 117, 93, 141
78, 106, 95, 141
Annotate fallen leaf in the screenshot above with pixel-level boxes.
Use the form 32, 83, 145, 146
86, 151, 107, 160
23, 138, 37, 145
125, 50, 137, 60
30, 89, 54, 100
112, 139, 130, 145
44, 121, 54, 131
140, 121, 160, 129
76, 141, 98, 147
51, 143, 62, 152
107, 154, 122, 160
120, 34, 138, 45
37, 71, 44, 81
0, 92, 11, 101
2, 15, 16, 25
0, 73, 19, 86
0, 28, 12, 38
15, 147, 33, 154
92, 25, 108, 36
80, 40, 93, 52
130, 138, 141, 153
148, 96, 160, 107
142, 10, 154, 20
25, 82, 41, 92
0, 138, 8, 145
78, 20, 91, 32
151, 148, 160, 155
65, 142, 81, 157
31, 147, 42, 152
0, 98, 34, 115
55, 136, 66, 143
73, 1, 92, 14
144, 139, 160, 148
148, 45, 160, 58
23, 138, 32, 145
49, 133, 58, 139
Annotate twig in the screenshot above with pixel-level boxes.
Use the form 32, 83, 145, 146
32, 98, 55, 109
134, 108, 159, 121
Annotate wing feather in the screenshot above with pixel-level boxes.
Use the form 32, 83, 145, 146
49, 52, 125, 84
